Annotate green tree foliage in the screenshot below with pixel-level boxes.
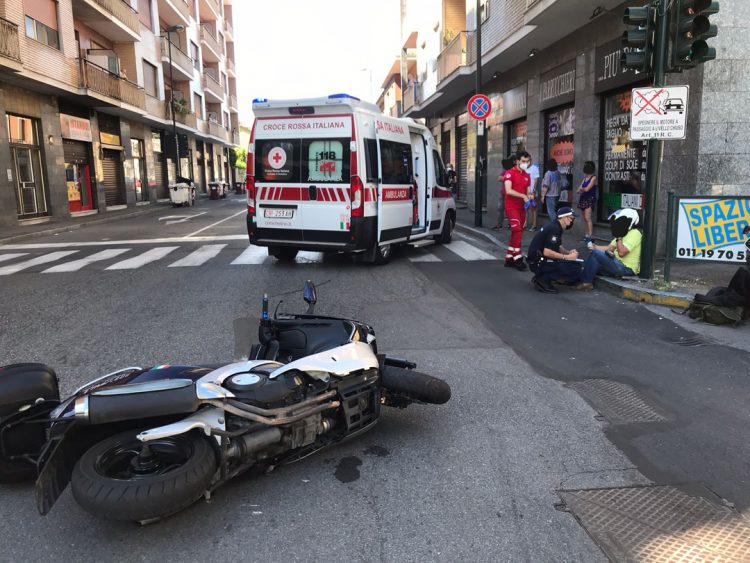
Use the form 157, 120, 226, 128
230, 147, 247, 170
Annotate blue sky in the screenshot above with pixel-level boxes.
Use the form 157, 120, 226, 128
234, 0, 401, 124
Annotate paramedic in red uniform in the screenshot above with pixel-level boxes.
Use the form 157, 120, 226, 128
503, 151, 532, 270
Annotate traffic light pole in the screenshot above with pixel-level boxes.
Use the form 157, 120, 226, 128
640, 0, 671, 279
474, 0, 485, 227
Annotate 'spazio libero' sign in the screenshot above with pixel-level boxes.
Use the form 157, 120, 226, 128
675, 197, 750, 262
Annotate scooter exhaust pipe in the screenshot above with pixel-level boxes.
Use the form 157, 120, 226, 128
226, 427, 283, 460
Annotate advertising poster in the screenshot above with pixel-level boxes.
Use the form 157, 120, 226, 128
676, 197, 750, 263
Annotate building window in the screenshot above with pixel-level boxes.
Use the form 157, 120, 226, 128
191, 41, 200, 70
480, 0, 489, 22
138, 0, 152, 30
25, 16, 59, 49
193, 92, 203, 120
142, 59, 158, 97
223, 111, 229, 128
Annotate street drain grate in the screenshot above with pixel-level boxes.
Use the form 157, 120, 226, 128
568, 379, 667, 424
558, 485, 750, 562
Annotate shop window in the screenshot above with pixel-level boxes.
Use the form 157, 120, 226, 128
25, 16, 59, 49
545, 106, 575, 185
508, 119, 527, 155
600, 90, 647, 221
142, 60, 158, 97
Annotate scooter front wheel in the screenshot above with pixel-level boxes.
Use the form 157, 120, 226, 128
71, 429, 216, 522
380, 367, 451, 405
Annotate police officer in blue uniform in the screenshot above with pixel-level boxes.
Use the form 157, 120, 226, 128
527, 207, 583, 293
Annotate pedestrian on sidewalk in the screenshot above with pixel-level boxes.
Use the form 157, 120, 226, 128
446, 163, 458, 199
503, 151, 532, 270
527, 207, 582, 293
526, 157, 541, 232
541, 158, 561, 223
577, 160, 598, 244
574, 208, 642, 290
492, 156, 516, 230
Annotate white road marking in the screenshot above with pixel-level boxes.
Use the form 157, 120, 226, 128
105, 247, 179, 270
0, 251, 78, 276
158, 212, 207, 225
184, 209, 246, 238
231, 246, 269, 265
0, 253, 28, 263
168, 244, 227, 267
408, 251, 441, 262
0, 235, 247, 250
43, 249, 130, 273
444, 240, 498, 261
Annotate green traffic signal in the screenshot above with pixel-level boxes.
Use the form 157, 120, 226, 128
670, 0, 720, 68
621, 5, 653, 72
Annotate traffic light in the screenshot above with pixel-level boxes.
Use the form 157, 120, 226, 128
670, 0, 719, 69
621, 5, 654, 73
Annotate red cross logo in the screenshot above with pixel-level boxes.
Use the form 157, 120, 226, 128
635, 89, 664, 116
272, 152, 282, 164
268, 147, 286, 170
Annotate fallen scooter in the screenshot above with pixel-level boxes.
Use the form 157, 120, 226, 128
0, 281, 450, 523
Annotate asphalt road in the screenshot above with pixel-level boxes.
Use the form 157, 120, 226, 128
1, 197, 747, 561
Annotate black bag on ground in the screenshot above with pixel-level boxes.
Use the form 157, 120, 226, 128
686, 266, 750, 326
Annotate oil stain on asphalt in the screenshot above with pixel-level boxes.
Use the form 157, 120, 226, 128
334, 456, 362, 483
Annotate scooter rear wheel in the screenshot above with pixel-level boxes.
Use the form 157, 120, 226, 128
71, 429, 216, 522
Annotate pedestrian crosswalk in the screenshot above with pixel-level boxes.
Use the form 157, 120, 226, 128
0, 237, 502, 275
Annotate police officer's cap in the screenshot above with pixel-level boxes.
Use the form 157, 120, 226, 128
557, 207, 578, 218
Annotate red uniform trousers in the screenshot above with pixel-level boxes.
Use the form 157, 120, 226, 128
504, 202, 526, 262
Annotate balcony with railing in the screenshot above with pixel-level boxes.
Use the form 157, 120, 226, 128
202, 71, 224, 102
200, 26, 221, 63
208, 120, 228, 141
157, 0, 191, 27
160, 37, 194, 81
166, 100, 198, 129
71, 0, 140, 42
0, 18, 22, 70
79, 59, 146, 110
402, 82, 420, 113
437, 31, 475, 83
198, 0, 220, 22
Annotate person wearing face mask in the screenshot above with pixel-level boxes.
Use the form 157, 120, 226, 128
502, 151, 532, 270
526, 207, 583, 293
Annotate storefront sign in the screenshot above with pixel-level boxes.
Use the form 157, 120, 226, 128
502, 84, 526, 122
631, 86, 689, 140
675, 197, 750, 263
595, 38, 652, 94
540, 61, 576, 110
100, 132, 121, 146
60, 114, 92, 142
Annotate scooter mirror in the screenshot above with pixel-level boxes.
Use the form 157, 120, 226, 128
303, 280, 317, 306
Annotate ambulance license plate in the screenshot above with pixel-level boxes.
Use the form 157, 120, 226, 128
264, 209, 294, 218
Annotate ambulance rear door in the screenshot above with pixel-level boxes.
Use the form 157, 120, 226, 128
376, 118, 413, 244
409, 129, 428, 234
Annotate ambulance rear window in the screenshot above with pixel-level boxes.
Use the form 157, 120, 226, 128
255, 138, 350, 184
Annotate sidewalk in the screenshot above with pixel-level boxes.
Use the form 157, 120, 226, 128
0, 201, 174, 245
454, 206, 741, 308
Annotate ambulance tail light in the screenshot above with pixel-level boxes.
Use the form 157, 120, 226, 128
246, 176, 256, 215
350, 176, 364, 218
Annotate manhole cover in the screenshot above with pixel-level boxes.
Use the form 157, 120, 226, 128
568, 379, 667, 424
559, 485, 750, 562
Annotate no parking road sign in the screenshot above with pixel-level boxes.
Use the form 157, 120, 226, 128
467, 94, 491, 121
630, 85, 689, 141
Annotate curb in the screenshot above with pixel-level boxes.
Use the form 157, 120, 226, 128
595, 277, 692, 308
0, 204, 168, 245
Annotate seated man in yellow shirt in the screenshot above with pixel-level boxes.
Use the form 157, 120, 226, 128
574, 208, 642, 290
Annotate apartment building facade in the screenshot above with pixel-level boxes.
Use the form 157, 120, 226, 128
399, 0, 749, 250
0, 0, 240, 229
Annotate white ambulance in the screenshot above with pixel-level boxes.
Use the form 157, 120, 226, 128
246, 94, 456, 264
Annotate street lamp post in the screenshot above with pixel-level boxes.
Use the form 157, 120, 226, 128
165, 24, 184, 183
